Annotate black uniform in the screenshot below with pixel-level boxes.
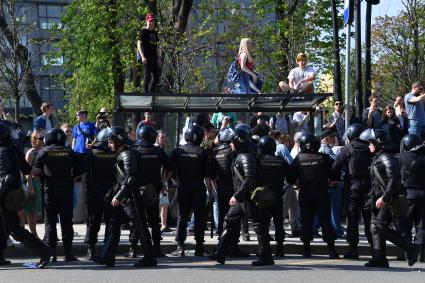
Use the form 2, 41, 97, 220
34, 145, 82, 257
332, 140, 373, 249
84, 146, 116, 246
291, 152, 337, 245
368, 152, 412, 264
211, 143, 235, 236
399, 145, 425, 250
170, 142, 211, 246
99, 147, 154, 265
0, 144, 51, 265
258, 154, 292, 248
132, 141, 172, 252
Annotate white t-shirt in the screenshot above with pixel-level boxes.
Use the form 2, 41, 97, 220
288, 66, 315, 89
44, 115, 52, 131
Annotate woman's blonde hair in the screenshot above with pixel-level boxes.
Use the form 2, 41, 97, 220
238, 38, 254, 62
31, 130, 44, 148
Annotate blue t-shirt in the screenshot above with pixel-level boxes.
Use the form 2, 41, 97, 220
405, 92, 425, 126
73, 122, 97, 154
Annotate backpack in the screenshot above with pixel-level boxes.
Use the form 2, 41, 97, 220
227, 59, 241, 83
347, 143, 371, 177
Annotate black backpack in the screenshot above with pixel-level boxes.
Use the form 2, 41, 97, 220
347, 143, 371, 178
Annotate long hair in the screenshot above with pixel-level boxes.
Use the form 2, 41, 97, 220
31, 130, 44, 148
238, 38, 254, 63
382, 105, 395, 120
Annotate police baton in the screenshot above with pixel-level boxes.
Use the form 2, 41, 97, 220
0, 207, 8, 238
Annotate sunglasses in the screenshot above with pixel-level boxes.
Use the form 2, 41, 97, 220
335, 102, 343, 105
37, 137, 44, 140
65, 130, 72, 134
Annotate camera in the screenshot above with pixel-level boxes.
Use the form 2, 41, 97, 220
98, 112, 107, 120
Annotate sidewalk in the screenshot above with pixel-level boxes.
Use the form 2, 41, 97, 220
5, 223, 404, 258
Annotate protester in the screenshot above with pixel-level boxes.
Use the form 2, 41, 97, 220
404, 81, 425, 136
72, 110, 97, 154
33, 102, 55, 131
279, 53, 315, 94
362, 94, 382, 129
380, 105, 403, 147
95, 107, 111, 131
61, 123, 73, 148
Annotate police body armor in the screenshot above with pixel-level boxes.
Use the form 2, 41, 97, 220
347, 140, 372, 179
296, 152, 328, 191
370, 152, 401, 197
399, 146, 425, 189
0, 147, 20, 207
212, 144, 234, 189
43, 145, 74, 188
174, 143, 206, 187
231, 152, 256, 200
132, 145, 164, 191
258, 155, 288, 198
91, 148, 116, 187
114, 149, 138, 203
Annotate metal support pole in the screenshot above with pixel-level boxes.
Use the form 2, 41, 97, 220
345, 23, 351, 135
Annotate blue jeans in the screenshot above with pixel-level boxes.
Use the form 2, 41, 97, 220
312, 184, 344, 236
408, 124, 425, 137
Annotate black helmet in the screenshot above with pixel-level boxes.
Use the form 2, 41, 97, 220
235, 123, 252, 137
137, 126, 157, 144
97, 127, 113, 142
346, 123, 365, 141
258, 135, 276, 155
231, 127, 251, 145
109, 126, 128, 145
359, 128, 390, 147
400, 134, 422, 152
218, 128, 234, 143
0, 122, 11, 145
45, 128, 66, 146
0, 120, 18, 140
299, 133, 320, 153
184, 125, 205, 146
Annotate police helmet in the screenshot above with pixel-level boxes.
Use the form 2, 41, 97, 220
400, 134, 422, 152
235, 123, 252, 137
184, 124, 205, 146
45, 128, 66, 146
231, 127, 251, 145
258, 135, 276, 155
0, 122, 11, 144
0, 120, 19, 140
359, 128, 390, 147
109, 126, 128, 145
218, 128, 235, 143
299, 133, 320, 153
346, 123, 365, 141
137, 126, 157, 144
96, 127, 113, 142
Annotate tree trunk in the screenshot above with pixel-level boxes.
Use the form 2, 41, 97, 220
14, 97, 19, 123
331, 0, 342, 101
173, 0, 193, 33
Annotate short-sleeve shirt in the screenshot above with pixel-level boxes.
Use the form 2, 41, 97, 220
362, 108, 382, 129
405, 92, 425, 126
288, 66, 315, 87
72, 122, 97, 154
137, 28, 159, 60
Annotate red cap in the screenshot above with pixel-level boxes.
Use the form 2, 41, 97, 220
146, 12, 155, 22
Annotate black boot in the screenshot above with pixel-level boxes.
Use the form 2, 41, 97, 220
171, 243, 185, 257
229, 246, 250, 258
252, 241, 274, 266
302, 242, 311, 258
344, 243, 359, 259
0, 250, 11, 266
125, 245, 138, 258
93, 256, 115, 267
194, 243, 205, 257
327, 242, 339, 259
64, 252, 79, 262
420, 245, 424, 262
86, 244, 96, 261
274, 242, 285, 257
365, 246, 389, 268
133, 257, 157, 268
153, 244, 166, 258
364, 258, 389, 268
50, 248, 57, 262
407, 244, 421, 267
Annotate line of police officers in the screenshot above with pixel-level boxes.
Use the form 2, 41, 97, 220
0, 119, 424, 269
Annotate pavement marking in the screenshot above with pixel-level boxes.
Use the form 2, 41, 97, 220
285, 259, 342, 266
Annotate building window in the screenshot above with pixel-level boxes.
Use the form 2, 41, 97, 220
40, 54, 64, 66
38, 4, 66, 29
40, 77, 65, 102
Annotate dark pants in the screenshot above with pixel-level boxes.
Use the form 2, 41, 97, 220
100, 199, 153, 264
143, 60, 159, 93
346, 179, 372, 246
405, 191, 425, 245
216, 187, 233, 236
0, 209, 50, 258
371, 203, 411, 260
216, 200, 271, 260
299, 190, 336, 244
175, 187, 207, 244
84, 185, 113, 245
146, 201, 161, 246
43, 187, 74, 253
265, 197, 285, 243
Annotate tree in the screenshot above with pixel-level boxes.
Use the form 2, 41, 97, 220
0, 0, 43, 115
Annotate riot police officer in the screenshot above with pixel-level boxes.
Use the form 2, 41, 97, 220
30, 128, 83, 262
332, 123, 373, 259
210, 128, 273, 266
132, 126, 172, 258
258, 135, 293, 257
84, 128, 116, 260
290, 133, 339, 259
170, 125, 214, 257
360, 129, 420, 267
0, 123, 51, 268
399, 134, 425, 263
95, 126, 156, 267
